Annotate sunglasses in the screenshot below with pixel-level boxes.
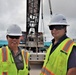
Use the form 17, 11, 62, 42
8, 36, 20, 39
49, 25, 66, 30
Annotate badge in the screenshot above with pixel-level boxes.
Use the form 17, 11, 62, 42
19, 55, 22, 61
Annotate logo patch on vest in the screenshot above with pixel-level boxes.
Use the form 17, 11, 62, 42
19, 55, 23, 61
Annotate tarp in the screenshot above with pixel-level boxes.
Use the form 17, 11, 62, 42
44, 42, 51, 47
0, 40, 8, 47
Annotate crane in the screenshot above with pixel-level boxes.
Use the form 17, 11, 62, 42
26, 0, 43, 53
20, 0, 52, 63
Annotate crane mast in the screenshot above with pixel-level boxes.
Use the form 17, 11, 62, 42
26, 0, 40, 34
20, 0, 52, 63
26, 0, 44, 53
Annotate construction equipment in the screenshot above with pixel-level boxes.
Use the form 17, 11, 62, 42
19, 0, 52, 64
26, 0, 45, 63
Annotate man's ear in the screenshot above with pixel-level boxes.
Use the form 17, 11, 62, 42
19, 36, 22, 40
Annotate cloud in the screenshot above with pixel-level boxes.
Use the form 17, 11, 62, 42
0, 0, 76, 41
42, 0, 76, 40
0, 0, 25, 40
67, 18, 76, 38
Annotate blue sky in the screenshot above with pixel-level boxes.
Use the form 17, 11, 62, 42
0, 0, 76, 42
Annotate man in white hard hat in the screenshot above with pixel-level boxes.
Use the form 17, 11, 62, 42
40, 14, 76, 75
0, 24, 30, 75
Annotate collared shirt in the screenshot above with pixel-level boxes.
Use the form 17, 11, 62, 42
50, 34, 76, 70
50, 34, 68, 54
9, 47, 24, 70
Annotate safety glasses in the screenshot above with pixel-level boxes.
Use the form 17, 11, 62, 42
8, 36, 20, 39
49, 25, 66, 30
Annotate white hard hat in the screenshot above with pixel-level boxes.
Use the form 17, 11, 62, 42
7, 24, 22, 36
48, 14, 69, 26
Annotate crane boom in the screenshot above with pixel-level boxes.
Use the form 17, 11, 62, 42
26, 0, 40, 34
25, 0, 44, 53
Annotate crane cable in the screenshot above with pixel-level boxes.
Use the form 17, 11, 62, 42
48, 0, 52, 16
40, 0, 52, 42
41, 0, 46, 42
40, 0, 44, 32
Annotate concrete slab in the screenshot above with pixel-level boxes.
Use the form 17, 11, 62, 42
30, 63, 43, 75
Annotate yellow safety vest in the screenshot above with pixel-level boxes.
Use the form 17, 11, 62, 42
40, 38, 76, 75
0, 46, 29, 75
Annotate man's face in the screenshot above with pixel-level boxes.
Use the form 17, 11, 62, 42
7, 35, 21, 48
49, 25, 66, 39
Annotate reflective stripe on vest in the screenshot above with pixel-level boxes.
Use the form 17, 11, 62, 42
2, 47, 8, 75
2, 47, 8, 62
62, 39, 74, 52
2, 72, 8, 75
41, 39, 74, 75
22, 50, 28, 65
41, 67, 55, 75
